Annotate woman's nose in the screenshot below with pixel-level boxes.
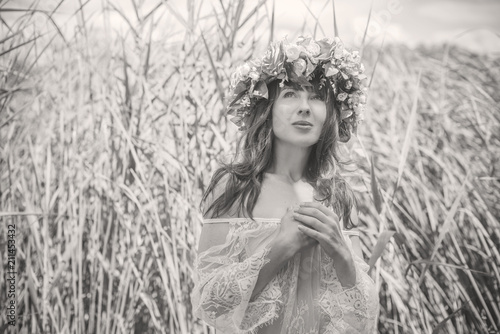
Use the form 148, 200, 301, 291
298, 96, 311, 114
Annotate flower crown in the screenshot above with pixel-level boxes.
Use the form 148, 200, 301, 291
226, 36, 368, 141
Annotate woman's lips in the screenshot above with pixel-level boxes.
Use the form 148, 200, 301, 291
292, 121, 312, 129
293, 123, 313, 129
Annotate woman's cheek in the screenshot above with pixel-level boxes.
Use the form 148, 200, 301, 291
272, 112, 288, 133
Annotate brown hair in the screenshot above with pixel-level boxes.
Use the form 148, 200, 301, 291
200, 74, 358, 229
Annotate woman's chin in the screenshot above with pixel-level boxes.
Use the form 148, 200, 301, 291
274, 131, 320, 148
286, 138, 319, 148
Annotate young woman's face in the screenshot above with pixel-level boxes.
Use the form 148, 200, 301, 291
271, 85, 327, 148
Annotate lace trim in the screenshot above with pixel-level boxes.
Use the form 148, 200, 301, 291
203, 218, 360, 236
203, 217, 282, 223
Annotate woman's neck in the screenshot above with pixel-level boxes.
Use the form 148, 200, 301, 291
266, 138, 312, 183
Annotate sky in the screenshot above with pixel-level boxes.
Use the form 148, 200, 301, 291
3, 0, 500, 54
272, 0, 500, 53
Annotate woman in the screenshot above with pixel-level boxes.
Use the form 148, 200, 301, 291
190, 36, 379, 333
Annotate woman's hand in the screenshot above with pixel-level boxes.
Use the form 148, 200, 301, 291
292, 201, 357, 287
291, 202, 346, 259
277, 205, 318, 257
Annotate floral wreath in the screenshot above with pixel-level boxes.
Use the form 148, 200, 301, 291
226, 36, 368, 141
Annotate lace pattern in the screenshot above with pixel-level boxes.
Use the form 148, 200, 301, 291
192, 220, 282, 333
191, 219, 379, 333
318, 233, 379, 333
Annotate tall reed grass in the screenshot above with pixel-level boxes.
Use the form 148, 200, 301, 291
0, 1, 498, 333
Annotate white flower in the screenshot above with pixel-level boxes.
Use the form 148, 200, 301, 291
240, 63, 251, 76
286, 45, 301, 61
230, 72, 241, 88
357, 110, 365, 122
337, 92, 348, 101
249, 71, 260, 81
240, 95, 251, 107
293, 58, 307, 76
296, 36, 307, 45
334, 47, 343, 59
306, 42, 321, 56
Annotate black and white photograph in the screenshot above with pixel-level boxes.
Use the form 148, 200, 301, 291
1, 0, 499, 333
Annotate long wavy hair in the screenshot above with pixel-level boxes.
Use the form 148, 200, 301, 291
200, 73, 358, 229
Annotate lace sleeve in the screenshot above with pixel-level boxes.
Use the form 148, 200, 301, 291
190, 221, 282, 333
319, 234, 379, 333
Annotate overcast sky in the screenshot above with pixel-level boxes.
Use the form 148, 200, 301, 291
4, 0, 500, 54
272, 0, 500, 53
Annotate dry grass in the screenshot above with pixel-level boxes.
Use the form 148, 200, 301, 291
0, 1, 499, 333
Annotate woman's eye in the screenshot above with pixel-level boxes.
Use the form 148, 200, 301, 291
311, 95, 324, 101
283, 91, 296, 98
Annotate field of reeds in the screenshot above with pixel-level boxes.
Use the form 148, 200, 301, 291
0, 0, 499, 333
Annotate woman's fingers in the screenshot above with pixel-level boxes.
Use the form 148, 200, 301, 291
299, 202, 339, 221
293, 212, 324, 232
297, 224, 324, 243
295, 205, 341, 234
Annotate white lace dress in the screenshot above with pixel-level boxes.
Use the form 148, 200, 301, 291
190, 217, 379, 333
